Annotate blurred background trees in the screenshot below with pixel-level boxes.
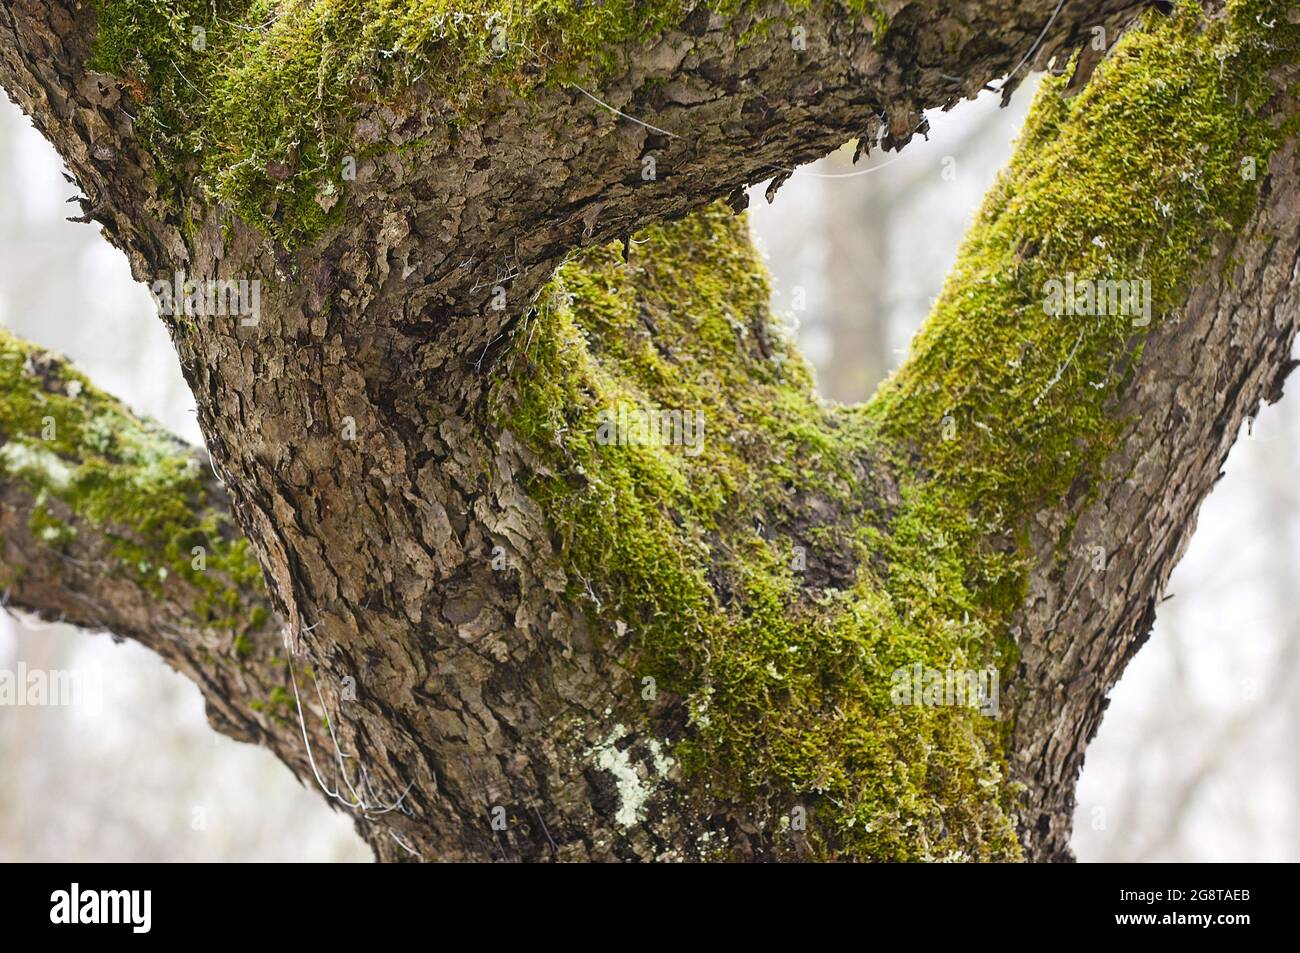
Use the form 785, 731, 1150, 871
2, 74, 1296, 861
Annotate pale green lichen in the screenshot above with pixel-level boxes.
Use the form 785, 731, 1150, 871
492, 0, 1299, 859
28, 494, 79, 547
0, 442, 73, 490
0, 329, 269, 635
591, 725, 658, 828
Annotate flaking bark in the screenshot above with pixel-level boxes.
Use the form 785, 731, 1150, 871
0, 0, 1297, 861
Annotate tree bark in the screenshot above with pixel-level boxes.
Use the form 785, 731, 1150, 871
1, 0, 1297, 861
0, 330, 352, 820
1011, 131, 1300, 860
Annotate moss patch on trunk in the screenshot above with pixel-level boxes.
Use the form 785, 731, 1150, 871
494, 0, 1298, 859
494, 204, 1021, 860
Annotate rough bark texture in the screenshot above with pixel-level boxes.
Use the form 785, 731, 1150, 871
1, 0, 1297, 862
0, 333, 350, 824
1012, 134, 1300, 861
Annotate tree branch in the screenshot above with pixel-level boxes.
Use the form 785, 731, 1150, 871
866, 1, 1300, 857
1011, 130, 1300, 859
0, 328, 362, 836
328, 0, 1155, 336
1, 2, 1152, 321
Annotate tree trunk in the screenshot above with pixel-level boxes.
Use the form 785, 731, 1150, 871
1, 0, 1297, 861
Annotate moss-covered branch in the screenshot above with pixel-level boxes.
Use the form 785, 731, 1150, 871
0, 328, 325, 764
68, 0, 1150, 262
872, 0, 1297, 578
489, 0, 1300, 860
93, 0, 731, 238
864, 0, 1300, 853
81, 0, 894, 238
0, 328, 267, 623
495, 200, 1021, 860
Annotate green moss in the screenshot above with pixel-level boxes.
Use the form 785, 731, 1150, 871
492, 0, 1298, 859
869, 0, 1298, 620
248, 691, 293, 723
494, 203, 1019, 860
261, 684, 295, 723
28, 495, 78, 547
0, 329, 269, 635
90, 1, 889, 243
